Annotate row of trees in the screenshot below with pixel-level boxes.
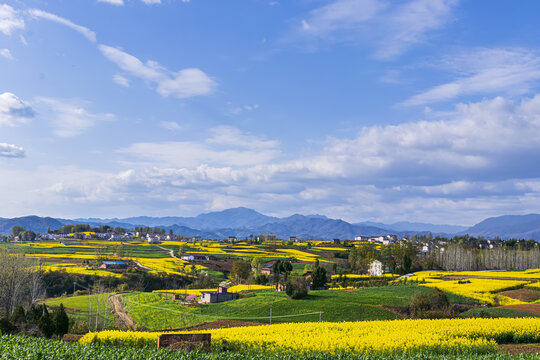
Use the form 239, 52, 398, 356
430, 244, 540, 271
347, 239, 540, 275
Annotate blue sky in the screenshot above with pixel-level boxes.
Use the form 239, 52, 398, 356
2, 0, 540, 225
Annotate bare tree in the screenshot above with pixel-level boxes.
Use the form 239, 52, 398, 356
0, 249, 43, 317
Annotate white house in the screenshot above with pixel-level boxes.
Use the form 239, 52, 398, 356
368, 260, 383, 276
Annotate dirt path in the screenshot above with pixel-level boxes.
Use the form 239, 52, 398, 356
109, 294, 138, 330
156, 244, 178, 259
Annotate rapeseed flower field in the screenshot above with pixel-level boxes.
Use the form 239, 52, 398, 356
79, 317, 540, 354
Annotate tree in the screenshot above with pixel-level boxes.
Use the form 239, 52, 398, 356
38, 311, 55, 338
52, 303, 69, 336
281, 261, 293, 282
285, 277, 308, 299
21, 230, 36, 241
10, 305, 26, 325
229, 260, 251, 283
251, 257, 263, 275
11, 226, 26, 238
272, 260, 293, 284
0, 249, 42, 317
311, 261, 327, 289
349, 244, 377, 273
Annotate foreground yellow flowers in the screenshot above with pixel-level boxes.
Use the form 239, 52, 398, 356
79, 317, 540, 354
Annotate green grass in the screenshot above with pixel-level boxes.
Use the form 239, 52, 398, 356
460, 307, 540, 318
0, 335, 538, 360
42, 293, 116, 329
121, 285, 437, 330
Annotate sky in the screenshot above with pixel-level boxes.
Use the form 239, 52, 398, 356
2, 0, 540, 225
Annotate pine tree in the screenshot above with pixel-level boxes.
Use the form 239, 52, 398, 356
52, 303, 69, 336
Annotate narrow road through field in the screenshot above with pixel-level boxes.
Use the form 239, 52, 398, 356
156, 244, 178, 259
109, 294, 138, 330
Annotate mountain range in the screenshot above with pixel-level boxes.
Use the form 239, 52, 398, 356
1, 208, 540, 241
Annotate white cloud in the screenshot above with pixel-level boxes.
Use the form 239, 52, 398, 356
0, 4, 24, 35
99, 44, 217, 98
113, 74, 130, 87
298, 0, 456, 59
120, 126, 280, 168
0, 48, 14, 60
375, 0, 456, 59
159, 121, 181, 130
28, 9, 97, 43
0, 143, 24, 158
35, 97, 115, 137
402, 48, 540, 106
6, 94, 540, 224
97, 0, 124, 5
227, 103, 259, 115
141, 0, 162, 4
0, 92, 35, 126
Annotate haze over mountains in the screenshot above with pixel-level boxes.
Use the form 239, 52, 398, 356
1, 208, 540, 241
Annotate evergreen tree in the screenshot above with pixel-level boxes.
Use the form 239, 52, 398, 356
52, 303, 69, 336
38, 311, 55, 338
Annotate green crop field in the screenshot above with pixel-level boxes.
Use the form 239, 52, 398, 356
121, 285, 439, 330
43, 293, 116, 330
460, 307, 540, 318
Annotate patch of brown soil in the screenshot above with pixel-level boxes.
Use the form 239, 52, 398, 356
204, 259, 235, 272
499, 343, 540, 354
498, 304, 540, 316
62, 334, 83, 342
499, 288, 540, 302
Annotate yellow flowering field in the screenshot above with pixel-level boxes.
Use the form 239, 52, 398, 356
41, 264, 123, 278
79, 317, 540, 354
421, 278, 529, 305
411, 269, 540, 281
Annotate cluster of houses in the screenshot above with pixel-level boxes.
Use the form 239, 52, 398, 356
39, 231, 180, 244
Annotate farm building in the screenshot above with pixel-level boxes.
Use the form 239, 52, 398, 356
180, 254, 215, 261
100, 260, 128, 269
368, 260, 383, 276
200, 287, 238, 304
260, 265, 272, 275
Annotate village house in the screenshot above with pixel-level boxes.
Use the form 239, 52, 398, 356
260, 265, 273, 275
180, 254, 215, 261
368, 260, 383, 276
200, 287, 238, 304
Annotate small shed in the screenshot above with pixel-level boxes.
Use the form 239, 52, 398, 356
100, 260, 127, 269
200, 287, 238, 304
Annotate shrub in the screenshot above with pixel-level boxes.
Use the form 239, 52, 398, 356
410, 288, 450, 317
10, 305, 26, 325
285, 277, 308, 299
0, 318, 16, 334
